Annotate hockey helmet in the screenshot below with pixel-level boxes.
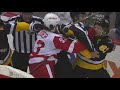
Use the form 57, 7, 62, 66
43, 13, 60, 30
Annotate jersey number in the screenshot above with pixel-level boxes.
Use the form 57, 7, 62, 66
99, 45, 109, 53
36, 40, 45, 53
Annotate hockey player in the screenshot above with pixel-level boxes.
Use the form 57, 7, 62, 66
54, 12, 92, 78
64, 12, 115, 78
28, 13, 98, 78
0, 12, 27, 66
72, 18, 115, 78
0, 19, 12, 65
7, 12, 43, 72
65, 12, 96, 52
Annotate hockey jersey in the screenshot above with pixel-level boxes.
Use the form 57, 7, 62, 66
29, 30, 87, 64
74, 29, 114, 70
0, 30, 11, 65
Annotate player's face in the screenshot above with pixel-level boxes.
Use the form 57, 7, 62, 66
21, 13, 32, 22
49, 24, 60, 34
94, 25, 104, 36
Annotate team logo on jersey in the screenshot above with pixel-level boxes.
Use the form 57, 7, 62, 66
39, 31, 48, 39
99, 45, 109, 53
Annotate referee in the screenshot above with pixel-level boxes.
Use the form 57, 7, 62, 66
8, 12, 43, 72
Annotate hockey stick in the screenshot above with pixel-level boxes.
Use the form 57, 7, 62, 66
62, 12, 101, 32
73, 12, 101, 25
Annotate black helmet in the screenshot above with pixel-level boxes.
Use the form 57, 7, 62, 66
94, 19, 109, 29
94, 19, 110, 34
70, 12, 86, 20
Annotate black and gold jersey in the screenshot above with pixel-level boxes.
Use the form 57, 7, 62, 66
0, 30, 9, 48
74, 35, 114, 70
92, 35, 114, 61
0, 30, 12, 65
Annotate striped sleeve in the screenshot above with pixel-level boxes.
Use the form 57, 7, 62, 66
7, 15, 19, 34
32, 16, 43, 24
8, 15, 19, 23
9, 23, 16, 34
29, 16, 44, 32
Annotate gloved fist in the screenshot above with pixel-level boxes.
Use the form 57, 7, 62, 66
90, 51, 99, 58
33, 23, 43, 31
61, 27, 69, 35
31, 23, 48, 33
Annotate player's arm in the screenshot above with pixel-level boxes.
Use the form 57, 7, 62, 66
53, 36, 99, 58
53, 36, 89, 53
97, 37, 115, 54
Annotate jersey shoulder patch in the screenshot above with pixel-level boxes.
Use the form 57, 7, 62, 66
38, 30, 48, 39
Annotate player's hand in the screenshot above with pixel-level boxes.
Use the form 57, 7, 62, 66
90, 51, 99, 58
33, 23, 43, 31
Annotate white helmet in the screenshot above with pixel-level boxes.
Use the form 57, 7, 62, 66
43, 13, 60, 29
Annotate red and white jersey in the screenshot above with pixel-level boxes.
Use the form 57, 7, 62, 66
35, 30, 62, 56
0, 12, 19, 22
29, 30, 86, 64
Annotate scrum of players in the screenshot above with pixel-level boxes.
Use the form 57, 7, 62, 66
0, 12, 118, 78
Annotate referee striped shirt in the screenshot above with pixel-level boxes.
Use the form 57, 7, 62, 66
8, 15, 43, 53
